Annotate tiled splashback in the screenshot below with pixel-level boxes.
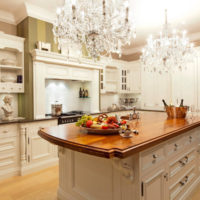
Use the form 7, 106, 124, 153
0, 94, 18, 119
45, 79, 91, 114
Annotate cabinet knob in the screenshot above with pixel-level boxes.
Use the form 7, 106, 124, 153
164, 173, 168, 181
152, 154, 158, 159
174, 143, 178, 151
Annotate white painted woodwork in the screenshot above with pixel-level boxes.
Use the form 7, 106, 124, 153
0, 124, 19, 180
0, 119, 58, 180
0, 32, 24, 93
32, 50, 101, 118
129, 60, 141, 93
140, 47, 200, 110
141, 166, 166, 200
57, 126, 200, 200
19, 119, 58, 175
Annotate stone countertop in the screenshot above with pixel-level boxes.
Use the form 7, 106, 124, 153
0, 109, 164, 125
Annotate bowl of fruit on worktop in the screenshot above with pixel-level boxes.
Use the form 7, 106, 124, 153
75, 114, 127, 135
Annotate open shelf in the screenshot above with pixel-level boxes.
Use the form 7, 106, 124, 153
0, 64, 23, 70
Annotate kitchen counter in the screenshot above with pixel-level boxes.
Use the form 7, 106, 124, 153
0, 116, 58, 125
38, 111, 198, 158
38, 111, 200, 200
0, 108, 162, 125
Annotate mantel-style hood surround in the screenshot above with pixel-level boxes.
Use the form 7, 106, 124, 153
31, 49, 101, 119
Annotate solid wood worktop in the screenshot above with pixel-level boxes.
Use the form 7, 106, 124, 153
38, 111, 200, 158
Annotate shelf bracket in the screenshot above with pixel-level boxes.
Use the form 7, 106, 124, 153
112, 157, 134, 182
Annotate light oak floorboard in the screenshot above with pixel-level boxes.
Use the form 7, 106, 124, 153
0, 165, 200, 200
0, 166, 58, 200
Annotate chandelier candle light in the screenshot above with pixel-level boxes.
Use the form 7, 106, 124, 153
53, 0, 136, 59
140, 9, 195, 74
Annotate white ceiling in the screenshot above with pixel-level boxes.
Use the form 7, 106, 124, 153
0, 0, 200, 54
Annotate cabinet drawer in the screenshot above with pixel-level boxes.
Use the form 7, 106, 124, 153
169, 148, 196, 179
0, 137, 17, 153
0, 152, 18, 172
165, 136, 184, 157
183, 131, 196, 147
141, 145, 165, 172
169, 164, 196, 200
0, 124, 18, 138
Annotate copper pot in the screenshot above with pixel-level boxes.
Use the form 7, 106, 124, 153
51, 103, 62, 116
165, 106, 188, 118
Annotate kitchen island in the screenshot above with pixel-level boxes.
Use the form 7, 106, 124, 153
39, 111, 200, 200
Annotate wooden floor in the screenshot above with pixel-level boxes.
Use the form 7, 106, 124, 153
0, 165, 200, 200
0, 166, 58, 200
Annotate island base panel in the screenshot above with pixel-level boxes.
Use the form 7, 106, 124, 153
57, 147, 140, 200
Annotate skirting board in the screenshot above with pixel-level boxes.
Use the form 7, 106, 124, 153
0, 167, 20, 181
58, 188, 79, 200
20, 158, 58, 176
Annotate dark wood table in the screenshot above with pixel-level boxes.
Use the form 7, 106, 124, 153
38, 111, 200, 158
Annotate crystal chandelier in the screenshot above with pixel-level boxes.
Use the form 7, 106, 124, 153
53, 0, 136, 59
140, 9, 195, 74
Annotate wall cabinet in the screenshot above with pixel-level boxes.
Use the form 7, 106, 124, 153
0, 32, 24, 93
141, 58, 197, 110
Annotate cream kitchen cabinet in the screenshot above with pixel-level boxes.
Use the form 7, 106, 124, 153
141, 166, 166, 200
141, 67, 170, 110
119, 67, 135, 94
19, 119, 58, 175
0, 32, 24, 93
129, 60, 141, 93
140, 127, 199, 200
0, 124, 19, 180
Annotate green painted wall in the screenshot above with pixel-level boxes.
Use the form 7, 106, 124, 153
17, 17, 59, 119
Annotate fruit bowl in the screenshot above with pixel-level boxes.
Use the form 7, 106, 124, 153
81, 126, 120, 135
76, 114, 128, 135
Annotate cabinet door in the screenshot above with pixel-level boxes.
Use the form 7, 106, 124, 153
21, 121, 58, 165
171, 61, 196, 107
141, 168, 166, 200
141, 70, 156, 109
28, 127, 54, 163
141, 69, 170, 110
131, 67, 141, 93
120, 68, 129, 93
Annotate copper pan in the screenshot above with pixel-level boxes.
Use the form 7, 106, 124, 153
165, 106, 188, 119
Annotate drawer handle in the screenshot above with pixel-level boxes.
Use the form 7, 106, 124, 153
184, 156, 188, 163
179, 180, 185, 186
180, 176, 189, 186
152, 154, 158, 163
179, 156, 188, 166
3, 130, 8, 133
179, 160, 186, 166
174, 143, 178, 151
189, 136, 193, 143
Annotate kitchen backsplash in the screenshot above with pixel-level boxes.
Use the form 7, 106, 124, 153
100, 93, 141, 111
0, 94, 18, 119
45, 79, 91, 114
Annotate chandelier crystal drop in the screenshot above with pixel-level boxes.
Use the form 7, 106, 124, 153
53, 0, 136, 59
140, 9, 195, 74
